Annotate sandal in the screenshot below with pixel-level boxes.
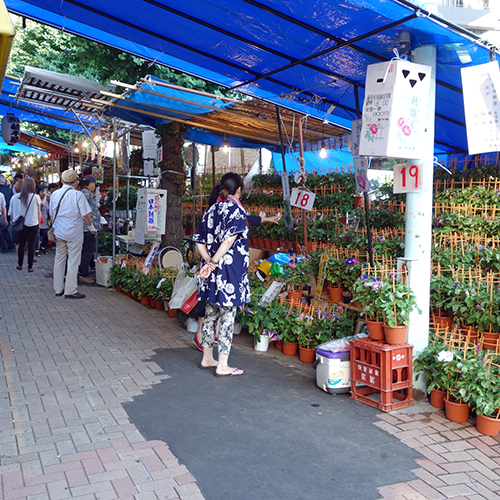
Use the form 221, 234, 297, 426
214, 367, 244, 377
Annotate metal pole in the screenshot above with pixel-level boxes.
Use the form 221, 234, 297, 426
112, 118, 117, 269
354, 85, 374, 266
211, 145, 216, 188
297, 117, 308, 253
192, 142, 196, 235
276, 105, 296, 253
405, 45, 437, 395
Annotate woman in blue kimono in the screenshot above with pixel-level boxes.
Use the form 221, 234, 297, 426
193, 173, 249, 376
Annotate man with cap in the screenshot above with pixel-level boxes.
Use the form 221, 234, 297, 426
0, 174, 14, 253
78, 174, 101, 283
50, 169, 96, 299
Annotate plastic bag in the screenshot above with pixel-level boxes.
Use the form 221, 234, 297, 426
168, 267, 198, 310
317, 332, 368, 353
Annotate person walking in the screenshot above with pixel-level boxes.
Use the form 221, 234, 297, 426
38, 186, 50, 254
50, 169, 96, 299
8, 178, 41, 272
78, 175, 101, 284
193, 172, 250, 376
0, 174, 15, 253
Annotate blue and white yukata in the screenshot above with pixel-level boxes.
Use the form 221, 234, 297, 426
193, 199, 250, 355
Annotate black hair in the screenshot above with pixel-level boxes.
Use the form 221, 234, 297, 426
80, 179, 91, 189
48, 183, 58, 191
208, 172, 244, 206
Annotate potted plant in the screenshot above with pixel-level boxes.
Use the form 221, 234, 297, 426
458, 354, 500, 436
378, 280, 420, 344
325, 255, 343, 301
414, 336, 454, 409
430, 274, 457, 330
340, 258, 362, 298
283, 256, 311, 303
352, 275, 385, 340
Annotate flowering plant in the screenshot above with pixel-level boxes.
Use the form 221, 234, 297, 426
340, 258, 363, 289
352, 275, 384, 320
283, 256, 311, 288
325, 255, 343, 287
414, 338, 452, 392
430, 274, 458, 316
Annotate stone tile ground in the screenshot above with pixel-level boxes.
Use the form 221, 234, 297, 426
1, 249, 499, 499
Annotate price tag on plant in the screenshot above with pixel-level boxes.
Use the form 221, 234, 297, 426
290, 188, 316, 211
393, 161, 426, 194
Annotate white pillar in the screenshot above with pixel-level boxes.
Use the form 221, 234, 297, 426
404, 46, 437, 393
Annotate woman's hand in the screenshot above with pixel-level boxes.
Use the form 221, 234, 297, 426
263, 215, 280, 224
198, 262, 217, 279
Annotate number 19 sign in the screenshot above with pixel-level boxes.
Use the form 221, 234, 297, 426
290, 188, 316, 211
393, 161, 426, 194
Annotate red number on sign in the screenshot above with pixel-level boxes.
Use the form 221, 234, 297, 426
301, 193, 309, 207
409, 165, 419, 188
401, 166, 406, 187
295, 191, 301, 205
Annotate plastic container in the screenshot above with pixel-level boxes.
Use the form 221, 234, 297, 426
186, 317, 198, 333
314, 348, 350, 394
95, 256, 113, 287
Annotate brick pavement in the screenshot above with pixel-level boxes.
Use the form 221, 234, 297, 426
1, 248, 499, 500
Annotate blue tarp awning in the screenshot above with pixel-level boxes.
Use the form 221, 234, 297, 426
5, 0, 498, 154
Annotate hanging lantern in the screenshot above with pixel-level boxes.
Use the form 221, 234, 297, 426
1, 113, 20, 145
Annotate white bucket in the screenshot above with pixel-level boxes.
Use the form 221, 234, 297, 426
233, 322, 242, 335
95, 256, 113, 287
186, 317, 199, 333
254, 335, 270, 352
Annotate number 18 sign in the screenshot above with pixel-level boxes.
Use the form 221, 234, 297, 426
393, 161, 426, 194
290, 188, 316, 211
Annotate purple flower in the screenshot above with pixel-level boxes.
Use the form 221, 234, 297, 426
477, 305, 485, 311
284, 311, 289, 317
338, 306, 344, 312
371, 282, 382, 291
455, 282, 460, 287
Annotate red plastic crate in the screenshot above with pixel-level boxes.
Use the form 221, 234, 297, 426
349, 337, 414, 412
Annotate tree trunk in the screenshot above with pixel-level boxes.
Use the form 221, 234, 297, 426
158, 123, 185, 251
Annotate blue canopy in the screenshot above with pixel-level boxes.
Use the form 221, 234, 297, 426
5, 0, 497, 154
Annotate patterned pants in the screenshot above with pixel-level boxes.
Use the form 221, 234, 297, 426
201, 303, 237, 355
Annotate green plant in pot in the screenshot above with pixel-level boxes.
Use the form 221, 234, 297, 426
325, 255, 342, 288
430, 274, 457, 317
352, 275, 384, 321
378, 280, 420, 328
283, 256, 311, 291
414, 335, 453, 394
457, 352, 500, 419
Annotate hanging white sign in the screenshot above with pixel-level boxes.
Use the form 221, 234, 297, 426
290, 188, 315, 211
142, 130, 157, 160
353, 157, 370, 193
359, 60, 432, 158
351, 119, 363, 155
461, 61, 500, 155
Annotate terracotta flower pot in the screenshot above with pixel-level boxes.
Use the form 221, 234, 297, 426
257, 237, 265, 248
271, 240, 280, 250
383, 324, 408, 345
149, 297, 157, 308
366, 320, 385, 341
131, 293, 138, 301
282, 341, 298, 356
275, 340, 283, 351
353, 195, 365, 209
156, 300, 164, 311
298, 346, 316, 363
444, 397, 470, 423
460, 323, 479, 343
140, 296, 150, 306
264, 238, 272, 249
434, 315, 453, 331
430, 388, 446, 409
115, 283, 122, 292
167, 306, 178, 318
480, 331, 500, 351
288, 291, 302, 304
327, 286, 343, 302
476, 413, 500, 437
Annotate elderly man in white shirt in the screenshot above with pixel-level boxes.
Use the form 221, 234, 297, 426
50, 169, 97, 299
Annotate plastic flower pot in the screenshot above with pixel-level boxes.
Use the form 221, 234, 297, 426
433, 315, 453, 331
282, 341, 298, 356
366, 320, 385, 341
288, 291, 302, 304
254, 335, 270, 352
430, 389, 446, 409
140, 296, 150, 306
298, 346, 316, 363
476, 413, 500, 437
444, 397, 470, 423
383, 324, 408, 345
327, 286, 343, 302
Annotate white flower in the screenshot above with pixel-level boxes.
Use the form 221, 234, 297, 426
437, 350, 453, 362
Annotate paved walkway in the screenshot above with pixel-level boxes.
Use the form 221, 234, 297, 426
0, 249, 499, 500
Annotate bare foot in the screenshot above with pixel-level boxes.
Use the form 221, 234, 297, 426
214, 367, 244, 377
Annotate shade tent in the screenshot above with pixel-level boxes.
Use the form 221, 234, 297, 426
5, 0, 499, 155
1, 78, 100, 134
272, 149, 355, 174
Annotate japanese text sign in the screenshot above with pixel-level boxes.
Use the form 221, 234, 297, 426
360, 60, 432, 158
461, 61, 500, 155
353, 157, 369, 193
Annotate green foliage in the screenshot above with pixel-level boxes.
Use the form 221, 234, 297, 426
378, 280, 421, 328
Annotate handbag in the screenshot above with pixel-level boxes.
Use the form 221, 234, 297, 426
47, 187, 71, 242
12, 194, 34, 232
